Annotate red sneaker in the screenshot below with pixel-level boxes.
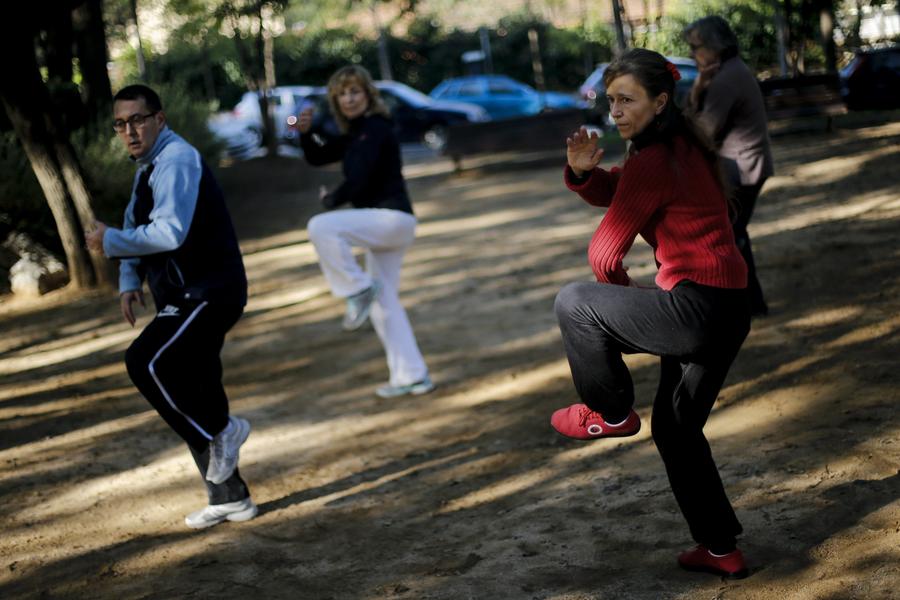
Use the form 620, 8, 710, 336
550, 403, 641, 440
678, 545, 749, 579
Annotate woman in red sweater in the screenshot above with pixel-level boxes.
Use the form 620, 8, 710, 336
551, 48, 751, 578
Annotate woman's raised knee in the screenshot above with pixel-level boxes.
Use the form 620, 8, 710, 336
307, 213, 336, 244
554, 281, 592, 321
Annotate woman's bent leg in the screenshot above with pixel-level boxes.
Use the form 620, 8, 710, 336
367, 241, 428, 387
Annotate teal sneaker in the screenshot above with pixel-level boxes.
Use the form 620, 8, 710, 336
375, 376, 435, 398
343, 282, 380, 331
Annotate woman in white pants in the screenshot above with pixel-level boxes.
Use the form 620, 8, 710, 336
297, 65, 432, 398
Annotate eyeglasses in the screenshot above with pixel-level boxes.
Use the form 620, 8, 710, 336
112, 112, 157, 133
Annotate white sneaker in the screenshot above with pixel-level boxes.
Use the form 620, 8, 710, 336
375, 376, 435, 398
206, 416, 251, 485
184, 497, 258, 529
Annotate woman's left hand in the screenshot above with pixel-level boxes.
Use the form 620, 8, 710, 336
566, 127, 605, 177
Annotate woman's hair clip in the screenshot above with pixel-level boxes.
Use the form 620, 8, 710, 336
666, 62, 682, 82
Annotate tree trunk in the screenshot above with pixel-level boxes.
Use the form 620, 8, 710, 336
819, 0, 837, 73
784, 0, 802, 75
129, 0, 148, 79
528, 28, 546, 91
611, 0, 628, 54
42, 4, 86, 132
775, 0, 790, 75
73, 0, 113, 129
369, 3, 393, 80
1, 9, 96, 289
50, 130, 116, 287
1, 98, 92, 289
257, 2, 277, 157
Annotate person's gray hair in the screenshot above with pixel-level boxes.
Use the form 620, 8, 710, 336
684, 16, 739, 59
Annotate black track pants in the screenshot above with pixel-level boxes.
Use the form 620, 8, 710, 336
555, 279, 750, 551
732, 183, 767, 315
125, 300, 243, 451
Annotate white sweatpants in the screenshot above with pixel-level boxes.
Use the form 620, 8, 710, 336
307, 208, 428, 386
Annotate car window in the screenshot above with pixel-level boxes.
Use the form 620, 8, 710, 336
381, 84, 430, 108
457, 82, 482, 97
487, 82, 526, 96
433, 82, 457, 98
583, 65, 608, 88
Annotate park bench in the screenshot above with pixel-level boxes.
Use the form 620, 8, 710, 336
443, 108, 589, 171
759, 74, 847, 133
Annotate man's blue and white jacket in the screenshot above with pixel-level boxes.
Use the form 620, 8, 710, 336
104, 127, 247, 308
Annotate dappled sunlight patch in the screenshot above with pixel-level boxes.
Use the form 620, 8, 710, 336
241, 239, 318, 271
0, 386, 133, 421
824, 313, 900, 350
0, 327, 138, 376
791, 143, 899, 186
752, 190, 899, 239
244, 283, 330, 313
432, 359, 570, 410
232, 293, 338, 333
225, 357, 313, 384
0, 410, 156, 467
706, 383, 825, 439
459, 179, 557, 202
783, 306, 865, 329
14, 446, 189, 523
416, 205, 550, 238
239, 228, 309, 255
0, 362, 123, 403
433, 456, 556, 514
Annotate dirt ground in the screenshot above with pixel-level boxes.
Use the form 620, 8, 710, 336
1, 115, 899, 600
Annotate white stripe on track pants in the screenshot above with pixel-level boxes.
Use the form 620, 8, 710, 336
307, 208, 428, 387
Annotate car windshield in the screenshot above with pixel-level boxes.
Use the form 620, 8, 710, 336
584, 66, 607, 88
380, 83, 430, 108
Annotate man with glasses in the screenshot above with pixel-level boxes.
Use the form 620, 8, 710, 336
85, 84, 257, 529
684, 16, 774, 317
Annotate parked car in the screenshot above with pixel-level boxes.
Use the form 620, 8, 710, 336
429, 75, 582, 120
231, 85, 324, 143
579, 57, 699, 124
285, 80, 489, 151
207, 111, 266, 160
840, 45, 900, 110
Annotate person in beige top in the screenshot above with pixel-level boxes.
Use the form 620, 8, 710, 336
685, 16, 774, 317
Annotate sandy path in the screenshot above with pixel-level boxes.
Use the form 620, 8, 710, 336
1, 118, 898, 599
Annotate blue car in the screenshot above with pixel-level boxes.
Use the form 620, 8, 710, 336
429, 75, 581, 120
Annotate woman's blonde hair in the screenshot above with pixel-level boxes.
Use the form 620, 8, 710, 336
327, 65, 390, 133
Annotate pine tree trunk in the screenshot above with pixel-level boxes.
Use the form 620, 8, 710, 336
73, 0, 113, 130
1, 98, 93, 289
1, 12, 94, 289
819, 0, 837, 74
50, 130, 116, 287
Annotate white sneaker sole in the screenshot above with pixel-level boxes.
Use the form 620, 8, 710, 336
185, 500, 258, 530
375, 380, 435, 398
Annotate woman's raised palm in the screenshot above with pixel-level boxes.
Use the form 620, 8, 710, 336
566, 127, 604, 175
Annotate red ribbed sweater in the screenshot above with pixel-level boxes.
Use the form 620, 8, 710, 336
564, 136, 747, 291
